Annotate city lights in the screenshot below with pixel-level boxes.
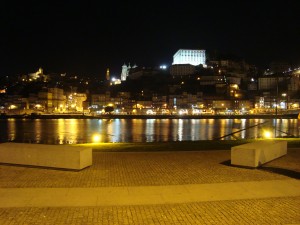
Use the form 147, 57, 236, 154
9, 105, 17, 109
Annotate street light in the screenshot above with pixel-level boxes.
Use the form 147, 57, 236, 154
281, 93, 287, 110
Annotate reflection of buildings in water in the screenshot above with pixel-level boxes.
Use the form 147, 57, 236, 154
188, 120, 195, 140
225, 119, 234, 139
154, 120, 160, 141
273, 119, 299, 137
178, 119, 197, 141
3, 118, 300, 144
190, 119, 197, 141
231, 119, 242, 139
278, 119, 289, 130
67, 119, 79, 143
57, 119, 66, 144
213, 119, 234, 140
145, 119, 155, 142
177, 119, 183, 141
218, 119, 227, 139
108, 119, 121, 142
7, 118, 16, 141
93, 119, 113, 143
57, 119, 79, 144
106, 119, 114, 142
189, 119, 207, 141
253, 119, 271, 139
118, 119, 129, 142
33, 119, 42, 143
199, 119, 209, 140
160, 119, 170, 142
207, 119, 215, 139
131, 119, 144, 142
240, 119, 246, 139
112, 119, 121, 142
171, 119, 179, 141
95, 119, 122, 142
256, 119, 268, 138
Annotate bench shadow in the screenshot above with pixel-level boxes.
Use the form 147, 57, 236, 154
258, 166, 300, 179
220, 160, 300, 179
220, 160, 257, 170
220, 160, 231, 166
0, 162, 89, 172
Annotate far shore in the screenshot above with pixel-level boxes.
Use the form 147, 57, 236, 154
0, 113, 299, 120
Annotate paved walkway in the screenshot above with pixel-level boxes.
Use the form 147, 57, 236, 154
1, 180, 300, 208
0, 148, 299, 224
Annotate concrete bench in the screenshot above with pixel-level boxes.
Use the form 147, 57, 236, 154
231, 140, 287, 168
0, 143, 92, 170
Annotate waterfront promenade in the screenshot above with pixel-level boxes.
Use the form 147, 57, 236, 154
0, 148, 299, 224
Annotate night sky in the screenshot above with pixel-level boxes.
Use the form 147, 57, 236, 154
1, 0, 299, 78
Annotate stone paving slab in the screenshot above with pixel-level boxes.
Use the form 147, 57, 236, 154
0, 197, 299, 225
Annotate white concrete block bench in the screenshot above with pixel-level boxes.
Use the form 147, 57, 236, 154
0, 143, 92, 170
231, 140, 287, 168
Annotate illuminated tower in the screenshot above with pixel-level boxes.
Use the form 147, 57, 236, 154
106, 68, 110, 81
121, 63, 128, 81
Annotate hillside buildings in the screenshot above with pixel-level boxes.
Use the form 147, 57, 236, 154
1, 52, 300, 116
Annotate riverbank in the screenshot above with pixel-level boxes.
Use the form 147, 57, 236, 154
0, 113, 299, 119
74, 139, 300, 152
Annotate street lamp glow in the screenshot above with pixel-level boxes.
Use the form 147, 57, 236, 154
92, 134, 101, 143
263, 130, 272, 139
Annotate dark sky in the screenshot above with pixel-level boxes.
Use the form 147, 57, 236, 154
1, 0, 300, 78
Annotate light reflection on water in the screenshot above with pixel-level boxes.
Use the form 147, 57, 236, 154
0, 118, 299, 144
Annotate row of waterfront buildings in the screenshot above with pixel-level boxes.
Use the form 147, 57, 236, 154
1, 87, 299, 116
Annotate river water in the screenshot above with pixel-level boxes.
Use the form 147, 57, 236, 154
0, 118, 299, 144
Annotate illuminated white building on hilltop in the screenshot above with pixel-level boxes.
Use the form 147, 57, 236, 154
120, 63, 137, 81
121, 63, 130, 81
172, 49, 206, 66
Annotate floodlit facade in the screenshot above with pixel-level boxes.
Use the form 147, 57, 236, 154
121, 63, 137, 81
173, 49, 206, 66
121, 63, 129, 81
